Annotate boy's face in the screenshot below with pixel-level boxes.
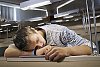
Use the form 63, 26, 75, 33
25, 27, 46, 51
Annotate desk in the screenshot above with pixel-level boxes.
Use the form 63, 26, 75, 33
0, 55, 100, 67
0, 57, 6, 61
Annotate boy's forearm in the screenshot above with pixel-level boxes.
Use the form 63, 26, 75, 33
65, 45, 92, 56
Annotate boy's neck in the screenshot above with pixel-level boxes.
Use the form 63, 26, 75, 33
38, 30, 45, 37
37, 29, 47, 46
37, 29, 46, 39
35, 28, 46, 43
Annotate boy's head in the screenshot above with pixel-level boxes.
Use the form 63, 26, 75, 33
13, 26, 46, 51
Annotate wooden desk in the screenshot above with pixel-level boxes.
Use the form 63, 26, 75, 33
0, 55, 100, 67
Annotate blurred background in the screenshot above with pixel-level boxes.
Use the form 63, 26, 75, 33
0, 0, 100, 56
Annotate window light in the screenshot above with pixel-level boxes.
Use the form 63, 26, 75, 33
20, 0, 61, 10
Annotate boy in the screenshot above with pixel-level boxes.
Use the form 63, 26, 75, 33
4, 24, 94, 62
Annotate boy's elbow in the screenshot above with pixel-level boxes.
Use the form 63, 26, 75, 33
4, 49, 11, 57
4, 52, 8, 57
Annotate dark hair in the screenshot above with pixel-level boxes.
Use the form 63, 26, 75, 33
13, 27, 28, 51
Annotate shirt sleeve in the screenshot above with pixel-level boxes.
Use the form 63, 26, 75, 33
60, 29, 96, 48
32, 50, 35, 55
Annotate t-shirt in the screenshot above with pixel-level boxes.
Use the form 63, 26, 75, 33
39, 24, 95, 48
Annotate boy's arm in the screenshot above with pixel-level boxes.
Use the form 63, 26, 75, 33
65, 45, 92, 56
45, 45, 92, 62
36, 45, 92, 62
4, 46, 32, 57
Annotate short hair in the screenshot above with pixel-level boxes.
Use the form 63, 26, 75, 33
13, 26, 36, 51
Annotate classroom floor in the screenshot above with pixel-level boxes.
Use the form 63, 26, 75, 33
0, 38, 13, 56
0, 38, 13, 47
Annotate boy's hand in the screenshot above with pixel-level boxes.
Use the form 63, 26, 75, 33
45, 47, 70, 62
36, 45, 52, 55
36, 45, 70, 62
